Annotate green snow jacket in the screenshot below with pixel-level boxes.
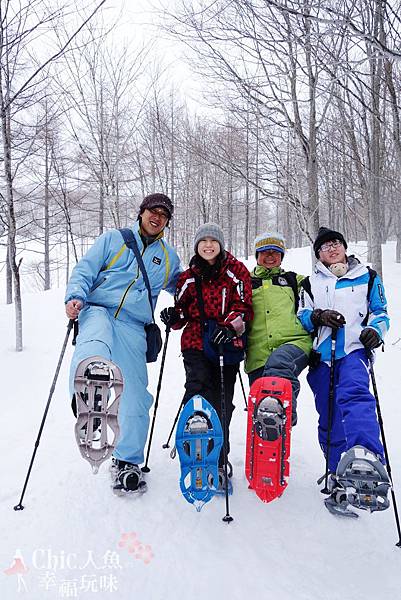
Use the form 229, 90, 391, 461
245, 265, 312, 374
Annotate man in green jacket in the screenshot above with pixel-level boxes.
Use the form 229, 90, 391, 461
245, 232, 312, 425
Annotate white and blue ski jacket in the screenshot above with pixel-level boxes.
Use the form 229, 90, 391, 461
65, 221, 182, 324
297, 256, 389, 363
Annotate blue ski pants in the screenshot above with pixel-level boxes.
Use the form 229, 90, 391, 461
307, 348, 384, 473
69, 305, 153, 465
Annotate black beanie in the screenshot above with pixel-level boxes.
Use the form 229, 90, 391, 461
313, 227, 347, 258
139, 193, 174, 218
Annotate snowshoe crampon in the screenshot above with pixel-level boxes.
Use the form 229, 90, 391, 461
74, 356, 123, 473
175, 395, 223, 512
336, 445, 391, 513
245, 376, 292, 503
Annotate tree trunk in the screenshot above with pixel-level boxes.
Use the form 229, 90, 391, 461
6, 243, 12, 304
44, 108, 50, 290
1, 89, 23, 350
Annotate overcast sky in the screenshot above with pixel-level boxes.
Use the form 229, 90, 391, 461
106, 0, 205, 110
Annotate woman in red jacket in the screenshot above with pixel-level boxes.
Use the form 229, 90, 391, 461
161, 223, 253, 483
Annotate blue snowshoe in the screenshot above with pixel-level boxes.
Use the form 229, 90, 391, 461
175, 395, 223, 512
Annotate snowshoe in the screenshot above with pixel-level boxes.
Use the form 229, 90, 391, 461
74, 356, 123, 473
245, 376, 292, 503
175, 395, 223, 512
111, 459, 147, 496
336, 445, 391, 513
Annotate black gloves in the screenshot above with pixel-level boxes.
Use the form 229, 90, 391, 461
359, 327, 382, 350
160, 307, 180, 327
311, 309, 346, 329
211, 325, 236, 345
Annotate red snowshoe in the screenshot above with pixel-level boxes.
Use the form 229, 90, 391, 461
245, 376, 292, 503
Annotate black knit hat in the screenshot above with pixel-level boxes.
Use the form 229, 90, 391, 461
313, 227, 347, 258
139, 193, 174, 218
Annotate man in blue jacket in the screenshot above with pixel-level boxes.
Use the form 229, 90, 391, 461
298, 227, 390, 515
65, 193, 181, 493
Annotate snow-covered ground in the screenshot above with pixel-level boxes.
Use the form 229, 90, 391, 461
1, 243, 401, 600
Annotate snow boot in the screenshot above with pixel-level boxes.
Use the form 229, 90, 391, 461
111, 459, 147, 495
208, 462, 233, 495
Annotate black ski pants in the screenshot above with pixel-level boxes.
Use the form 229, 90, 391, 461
182, 349, 239, 467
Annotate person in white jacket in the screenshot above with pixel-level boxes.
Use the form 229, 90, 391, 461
298, 227, 390, 512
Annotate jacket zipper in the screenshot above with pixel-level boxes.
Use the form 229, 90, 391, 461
114, 246, 144, 318
90, 276, 106, 292
222, 287, 227, 316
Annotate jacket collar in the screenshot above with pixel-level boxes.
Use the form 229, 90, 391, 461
252, 265, 283, 280
134, 220, 164, 248
315, 255, 366, 279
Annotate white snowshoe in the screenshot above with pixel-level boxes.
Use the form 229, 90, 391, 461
74, 356, 123, 473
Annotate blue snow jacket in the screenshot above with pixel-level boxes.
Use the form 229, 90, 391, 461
65, 221, 182, 324
297, 256, 389, 363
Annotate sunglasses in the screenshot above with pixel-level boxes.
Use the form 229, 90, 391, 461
148, 207, 170, 220
319, 240, 343, 252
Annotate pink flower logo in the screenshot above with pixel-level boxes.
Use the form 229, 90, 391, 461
118, 532, 153, 564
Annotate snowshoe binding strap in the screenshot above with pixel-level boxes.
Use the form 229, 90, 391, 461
256, 397, 284, 442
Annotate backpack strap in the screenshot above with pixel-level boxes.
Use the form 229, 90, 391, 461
194, 276, 206, 337
366, 266, 377, 301
362, 267, 377, 326
119, 228, 155, 323
299, 276, 314, 304
272, 271, 300, 313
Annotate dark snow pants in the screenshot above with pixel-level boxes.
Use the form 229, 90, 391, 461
248, 343, 309, 425
182, 349, 239, 467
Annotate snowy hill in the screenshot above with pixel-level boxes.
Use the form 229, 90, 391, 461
1, 243, 401, 600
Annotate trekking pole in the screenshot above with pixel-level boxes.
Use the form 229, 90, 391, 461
142, 325, 171, 473
162, 399, 184, 449
368, 354, 401, 548
218, 344, 233, 523
238, 369, 248, 411
14, 319, 74, 511
320, 328, 338, 494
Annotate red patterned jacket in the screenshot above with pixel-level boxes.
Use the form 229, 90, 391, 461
172, 252, 253, 352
